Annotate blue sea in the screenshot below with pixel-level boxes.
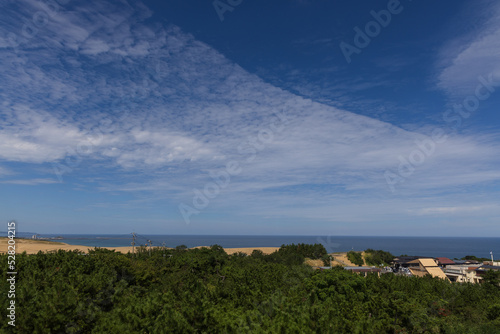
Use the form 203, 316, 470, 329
7, 233, 500, 260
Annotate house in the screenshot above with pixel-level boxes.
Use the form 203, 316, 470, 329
392, 256, 421, 266
435, 257, 455, 267
443, 265, 480, 283
442, 264, 500, 283
343, 266, 383, 277
407, 258, 449, 281
317, 266, 384, 277
482, 261, 500, 266
392, 256, 434, 274
393, 256, 429, 268
449, 265, 500, 284
474, 265, 500, 283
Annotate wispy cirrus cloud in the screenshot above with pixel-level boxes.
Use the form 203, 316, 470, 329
436, 1, 500, 98
1, 178, 59, 185
0, 166, 14, 176
415, 205, 497, 215
2, 1, 499, 192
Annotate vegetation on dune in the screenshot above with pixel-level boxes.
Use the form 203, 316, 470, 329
277, 243, 328, 260
347, 250, 364, 266
364, 249, 394, 266
1, 245, 499, 333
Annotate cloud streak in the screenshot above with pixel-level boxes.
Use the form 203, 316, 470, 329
436, 1, 500, 98
1, 178, 59, 185
414, 204, 499, 216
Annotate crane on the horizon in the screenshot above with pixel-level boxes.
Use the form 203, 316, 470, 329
131, 232, 136, 256
147, 239, 152, 256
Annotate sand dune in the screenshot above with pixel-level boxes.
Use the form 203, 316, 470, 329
1, 238, 364, 269
215, 247, 278, 255
0, 238, 279, 255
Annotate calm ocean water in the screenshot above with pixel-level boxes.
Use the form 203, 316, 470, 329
11, 234, 500, 259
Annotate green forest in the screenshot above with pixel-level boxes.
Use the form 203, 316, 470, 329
1, 244, 500, 333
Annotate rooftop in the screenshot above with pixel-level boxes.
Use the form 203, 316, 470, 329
476, 265, 500, 271
436, 257, 455, 265
344, 267, 382, 272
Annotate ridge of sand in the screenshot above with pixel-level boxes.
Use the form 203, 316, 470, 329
331, 252, 357, 266
0, 238, 279, 255
0, 238, 365, 268
0, 238, 360, 266
330, 251, 370, 267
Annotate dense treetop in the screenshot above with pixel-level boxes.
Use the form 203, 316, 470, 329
1, 245, 499, 333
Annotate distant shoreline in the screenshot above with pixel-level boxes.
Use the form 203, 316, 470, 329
1, 235, 498, 259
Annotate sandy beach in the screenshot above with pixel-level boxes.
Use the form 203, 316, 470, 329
0, 237, 280, 255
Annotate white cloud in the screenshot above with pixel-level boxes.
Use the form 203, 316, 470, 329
1, 0, 496, 193
437, 2, 500, 97
1, 178, 59, 185
0, 166, 14, 176
0, 106, 87, 163
80, 39, 110, 55
416, 205, 495, 215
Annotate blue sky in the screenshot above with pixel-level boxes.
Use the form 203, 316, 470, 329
1, 0, 499, 236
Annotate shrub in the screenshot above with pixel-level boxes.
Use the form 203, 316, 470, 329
364, 249, 394, 266
347, 251, 364, 266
